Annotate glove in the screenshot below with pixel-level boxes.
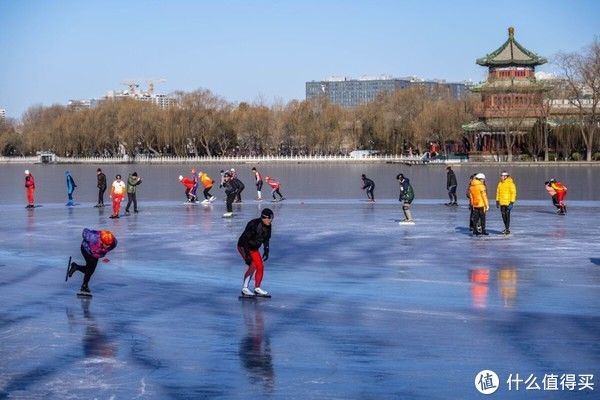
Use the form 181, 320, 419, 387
262, 249, 269, 261
244, 255, 252, 266
508, 202, 514, 211
496, 201, 500, 208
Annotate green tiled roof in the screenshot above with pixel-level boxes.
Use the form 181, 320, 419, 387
476, 27, 547, 67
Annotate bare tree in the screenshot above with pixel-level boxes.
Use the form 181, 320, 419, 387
555, 39, 600, 161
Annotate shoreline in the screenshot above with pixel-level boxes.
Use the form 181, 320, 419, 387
1, 155, 599, 166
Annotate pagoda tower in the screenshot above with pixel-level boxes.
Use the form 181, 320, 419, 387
464, 27, 548, 159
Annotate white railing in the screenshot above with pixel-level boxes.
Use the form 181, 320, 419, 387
0, 154, 468, 164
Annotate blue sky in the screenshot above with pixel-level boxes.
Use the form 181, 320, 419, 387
1, 0, 598, 119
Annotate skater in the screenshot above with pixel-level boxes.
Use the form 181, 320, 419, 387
199, 171, 216, 201
495, 171, 517, 234
446, 166, 458, 206
233, 175, 245, 203
125, 172, 142, 214
110, 174, 126, 218
397, 173, 414, 222
179, 175, 197, 202
65, 170, 77, 206
66, 228, 117, 295
548, 179, 567, 215
190, 168, 200, 202
24, 170, 35, 208
95, 168, 107, 207
252, 167, 263, 200
222, 172, 240, 217
361, 174, 375, 202
469, 173, 489, 235
544, 181, 559, 211
467, 174, 479, 233
265, 176, 285, 201
238, 208, 273, 297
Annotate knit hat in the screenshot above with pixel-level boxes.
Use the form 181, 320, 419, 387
100, 231, 114, 246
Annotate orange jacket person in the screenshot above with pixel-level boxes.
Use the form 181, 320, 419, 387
549, 179, 567, 215
199, 171, 216, 201
469, 173, 489, 235
24, 169, 35, 208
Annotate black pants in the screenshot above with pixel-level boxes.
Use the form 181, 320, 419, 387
500, 205, 511, 230
471, 207, 486, 234
256, 181, 263, 191
98, 187, 106, 205
226, 192, 237, 212
125, 192, 137, 212
365, 186, 374, 200
235, 188, 244, 203
448, 186, 457, 203
203, 187, 212, 200
73, 245, 99, 288
272, 188, 284, 200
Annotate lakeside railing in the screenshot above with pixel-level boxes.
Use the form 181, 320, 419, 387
1, 154, 466, 164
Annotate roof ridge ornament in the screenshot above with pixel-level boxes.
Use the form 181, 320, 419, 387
508, 26, 514, 39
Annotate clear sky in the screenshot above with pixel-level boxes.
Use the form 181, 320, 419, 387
1, 0, 599, 119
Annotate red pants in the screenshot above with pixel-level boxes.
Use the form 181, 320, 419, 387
556, 191, 566, 206
26, 188, 35, 205
112, 194, 123, 215
238, 246, 264, 287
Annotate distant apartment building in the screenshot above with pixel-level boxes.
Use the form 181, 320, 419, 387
69, 81, 176, 111
0, 108, 5, 120
306, 76, 468, 107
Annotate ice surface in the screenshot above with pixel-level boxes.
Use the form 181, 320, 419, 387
1, 198, 599, 399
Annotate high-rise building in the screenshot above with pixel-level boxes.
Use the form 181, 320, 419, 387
0, 108, 5, 120
68, 81, 176, 111
306, 76, 468, 107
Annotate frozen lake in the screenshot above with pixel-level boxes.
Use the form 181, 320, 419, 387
1, 190, 599, 398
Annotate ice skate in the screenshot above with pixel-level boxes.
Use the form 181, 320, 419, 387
254, 287, 271, 298
222, 212, 233, 218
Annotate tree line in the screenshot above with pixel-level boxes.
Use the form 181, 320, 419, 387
0, 87, 477, 158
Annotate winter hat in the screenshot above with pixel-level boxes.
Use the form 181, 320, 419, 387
178, 175, 184, 181
501, 171, 509, 176
475, 173, 486, 180
100, 230, 114, 246
261, 208, 274, 219
24, 170, 30, 175
132, 172, 138, 177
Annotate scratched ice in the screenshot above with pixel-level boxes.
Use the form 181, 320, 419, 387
1, 196, 599, 399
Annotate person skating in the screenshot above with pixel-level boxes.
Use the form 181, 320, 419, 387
95, 168, 107, 207
361, 174, 375, 202
238, 208, 273, 297
222, 172, 240, 217
264, 176, 285, 201
110, 175, 126, 218
66, 228, 117, 295
252, 167, 263, 200
199, 171, 216, 202
179, 175, 197, 202
125, 172, 142, 214
24, 170, 35, 208
469, 173, 489, 235
190, 168, 200, 202
65, 170, 77, 206
467, 174, 479, 233
233, 175, 245, 203
397, 173, 415, 222
495, 171, 517, 235
549, 178, 568, 215
446, 166, 458, 206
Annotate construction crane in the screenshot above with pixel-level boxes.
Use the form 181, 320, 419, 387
120, 80, 140, 96
146, 78, 166, 95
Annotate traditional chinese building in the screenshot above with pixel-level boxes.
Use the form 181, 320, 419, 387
463, 27, 548, 157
